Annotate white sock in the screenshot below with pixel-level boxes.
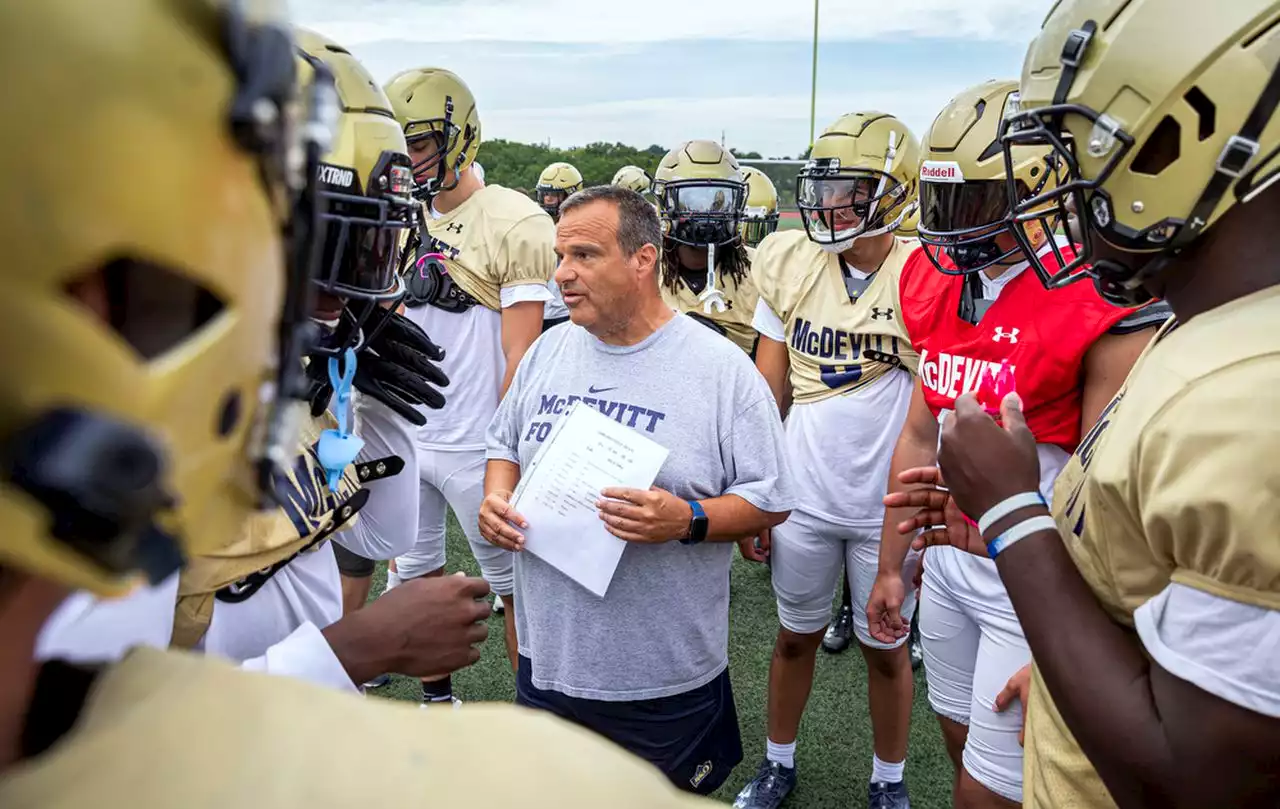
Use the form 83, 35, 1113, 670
871, 754, 905, 784
385, 569, 402, 591
766, 739, 796, 769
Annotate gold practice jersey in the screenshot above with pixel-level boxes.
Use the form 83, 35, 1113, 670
660, 246, 760, 354
751, 230, 918, 403
1024, 286, 1280, 809
0, 648, 714, 808
420, 184, 556, 311
172, 412, 361, 648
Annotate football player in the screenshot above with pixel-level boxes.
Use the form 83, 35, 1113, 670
653, 140, 762, 356
741, 166, 781, 248
734, 113, 923, 809
171, 29, 477, 691
0, 5, 729, 804
866, 79, 1164, 809
536, 161, 585, 220
612, 164, 654, 198
534, 161, 584, 331
385, 66, 557, 703
891, 2, 1280, 807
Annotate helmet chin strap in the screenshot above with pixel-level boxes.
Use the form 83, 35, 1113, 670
698, 241, 728, 314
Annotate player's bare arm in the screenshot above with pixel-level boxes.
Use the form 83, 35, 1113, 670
754, 335, 793, 418
500, 299, 545, 398
867, 380, 939, 644
1079, 328, 1157, 431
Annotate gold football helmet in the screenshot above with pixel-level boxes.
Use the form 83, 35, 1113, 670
535, 162, 585, 220
919, 79, 1065, 274
653, 140, 747, 248
612, 165, 653, 196
383, 67, 481, 199
798, 112, 921, 252
741, 166, 781, 247
296, 29, 413, 353
1002, 0, 1280, 303
0, 0, 311, 595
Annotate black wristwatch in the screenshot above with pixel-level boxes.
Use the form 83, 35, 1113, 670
679, 500, 708, 545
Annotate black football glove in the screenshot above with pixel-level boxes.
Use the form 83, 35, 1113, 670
307, 306, 449, 426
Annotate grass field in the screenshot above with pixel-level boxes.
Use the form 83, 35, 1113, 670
367, 513, 955, 808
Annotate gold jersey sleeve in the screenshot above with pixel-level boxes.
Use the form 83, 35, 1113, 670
172, 412, 361, 648
751, 230, 918, 404
0, 648, 714, 809
1024, 286, 1280, 809
660, 246, 760, 354
425, 185, 556, 312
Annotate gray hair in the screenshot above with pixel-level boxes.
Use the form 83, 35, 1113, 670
559, 185, 661, 258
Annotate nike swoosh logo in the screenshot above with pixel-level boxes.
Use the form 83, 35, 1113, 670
588, 385, 617, 394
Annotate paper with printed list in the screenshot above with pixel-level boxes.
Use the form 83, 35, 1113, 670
509, 401, 670, 597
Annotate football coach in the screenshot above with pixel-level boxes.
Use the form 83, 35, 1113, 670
480, 185, 794, 795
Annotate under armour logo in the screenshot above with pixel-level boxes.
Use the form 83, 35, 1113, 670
992, 327, 1020, 343
445, 222, 464, 234
870, 307, 893, 321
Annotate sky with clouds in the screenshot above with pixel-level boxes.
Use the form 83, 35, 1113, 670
293, 0, 1048, 158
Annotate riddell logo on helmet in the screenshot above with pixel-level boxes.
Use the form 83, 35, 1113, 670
920, 161, 965, 183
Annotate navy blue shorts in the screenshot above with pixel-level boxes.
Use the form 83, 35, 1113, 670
516, 657, 742, 795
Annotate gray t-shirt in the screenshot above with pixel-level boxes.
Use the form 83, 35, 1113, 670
487, 313, 794, 701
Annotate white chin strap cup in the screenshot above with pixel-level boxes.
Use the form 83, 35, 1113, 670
699, 242, 727, 314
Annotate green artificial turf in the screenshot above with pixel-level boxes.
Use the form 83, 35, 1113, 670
367, 511, 955, 808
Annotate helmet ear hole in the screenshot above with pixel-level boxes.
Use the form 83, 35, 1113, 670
1130, 116, 1182, 177
65, 258, 226, 363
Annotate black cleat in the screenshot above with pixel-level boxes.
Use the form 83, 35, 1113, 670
821, 604, 854, 654
733, 760, 797, 809
869, 779, 911, 809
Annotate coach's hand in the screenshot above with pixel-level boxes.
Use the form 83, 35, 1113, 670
322, 573, 490, 684
994, 663, 1033, 746
866, 573, 909, 645
883, 466, 986, 556
479, 490, 527, 552
938, 393, 1040, 529
597, 486, 692, 543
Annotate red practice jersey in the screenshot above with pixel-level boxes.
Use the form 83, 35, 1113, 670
898, 245, 1131, 453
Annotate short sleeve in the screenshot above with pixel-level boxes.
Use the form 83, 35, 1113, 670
239, 621, 358, 693
500, 283, 553, 308
720, 395, 795, 514
752, 296, 786, 341
496, 214, 556, 289
1137, 363, 1280, 610
1134, 582, 1280, 717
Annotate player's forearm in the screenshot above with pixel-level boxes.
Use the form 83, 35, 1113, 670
485, 459, 521, 498
993, 519, 1181, 807
877, 433, 937, 575
701, 494, 788, 543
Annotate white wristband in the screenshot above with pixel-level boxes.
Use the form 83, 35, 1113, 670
987, 515, 1058, 559
977, 492, 1047, 535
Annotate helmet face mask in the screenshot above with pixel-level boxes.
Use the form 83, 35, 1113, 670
658, 179, 746, 248
405, 120, 463, 199
797, 161, 908, 247
742, 208, 780, 247
740, 166, 780, 247
1000, 103, 1140, 298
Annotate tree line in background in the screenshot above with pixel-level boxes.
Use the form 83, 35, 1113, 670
478, 139, 811, 210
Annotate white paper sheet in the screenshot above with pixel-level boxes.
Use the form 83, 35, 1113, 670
509, 402, 670, 597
